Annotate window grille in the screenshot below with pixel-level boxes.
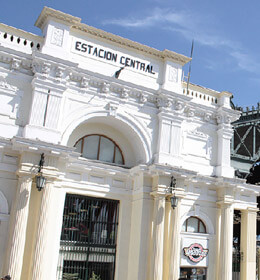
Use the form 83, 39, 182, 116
57, 194, 119, 280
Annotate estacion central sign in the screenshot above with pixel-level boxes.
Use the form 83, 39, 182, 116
73, 40, 156, 75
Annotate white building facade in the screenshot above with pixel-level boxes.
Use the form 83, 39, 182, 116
0, 7, 259, 280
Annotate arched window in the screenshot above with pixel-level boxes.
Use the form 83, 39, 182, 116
182, 217, 206, 233
74, 134, 124, 165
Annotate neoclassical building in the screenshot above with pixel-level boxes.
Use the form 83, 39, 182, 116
0, 7, 259, 280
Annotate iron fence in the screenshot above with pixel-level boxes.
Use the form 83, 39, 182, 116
57, 194, 119, 280
232, 250, 242, 280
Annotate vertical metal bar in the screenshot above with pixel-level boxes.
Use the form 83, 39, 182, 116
97, 136, 101, 160
253, 125, 256, 159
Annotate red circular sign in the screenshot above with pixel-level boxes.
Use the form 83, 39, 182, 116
183, 243, 208, 263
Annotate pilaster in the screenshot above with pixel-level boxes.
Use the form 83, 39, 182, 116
168, 188, 185, 280
217, 197, 234, 280
163, 198, 171, 280
215, 112, 235, 177
3, 175, 33, 280
240, 207, 257, 280
31, 180, 55, 280
150, 191, 167, 280
127, 171, 153, 280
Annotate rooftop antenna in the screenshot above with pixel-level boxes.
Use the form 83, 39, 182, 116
186, 40, 194, 94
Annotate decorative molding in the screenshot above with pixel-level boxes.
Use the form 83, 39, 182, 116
55, 67, 64, 78
11, 58, 21, 71
100, 82, 109, 94
107, 102, 118, 117
156, 97, 164, 109
35, 6, 81, 29
204, 113, 212, 122
121, 88, 129, 99
139, 93, 147, 104
168, 66, 178, 83
80, 77, 89, 88
50, 27, 64, 47
175, 100, 184, 111
187, 129, 208, 140
186, 107, 195, 118
42, 63, 51, 75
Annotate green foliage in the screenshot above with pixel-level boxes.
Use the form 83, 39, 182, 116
62, 273, 80, 279
89, 271, 101, 280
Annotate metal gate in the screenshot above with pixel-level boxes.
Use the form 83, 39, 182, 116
57, 194, 119, 280
232, 250, 242, 280
257, 248, 260, 280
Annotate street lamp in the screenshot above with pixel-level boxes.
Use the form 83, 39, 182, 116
170, 175, 178, 209
170, 195, 178, 209
35, 153, 46, 191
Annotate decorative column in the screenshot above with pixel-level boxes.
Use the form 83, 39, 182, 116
3, 175, 33, 280
151, 192, 166, 280
215, 207, 222, 280
240, 208, 257, 280
168, 197, 182, 280
163, 198, 172, 280
217, 201, 234, 280
31, 180, 55, 280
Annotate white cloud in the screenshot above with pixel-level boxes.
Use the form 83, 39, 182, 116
102, 8, 188, 28
102, 8, 234, 49
230, 51, 260, 73
102, 8, 259, 74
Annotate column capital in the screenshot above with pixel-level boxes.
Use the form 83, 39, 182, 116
17, 173, 34, 182
241, 207, 258, 214
150, 190, 168, 198
217, 195, 234, 207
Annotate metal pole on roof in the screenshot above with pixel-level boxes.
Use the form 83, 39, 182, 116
186, 40, 194, 94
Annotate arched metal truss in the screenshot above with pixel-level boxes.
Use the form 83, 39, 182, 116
231, 103, 260, 177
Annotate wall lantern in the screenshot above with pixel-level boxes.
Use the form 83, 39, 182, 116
170, 195, 178, 209
35, 153, 46, 191
170, 175, 178, 209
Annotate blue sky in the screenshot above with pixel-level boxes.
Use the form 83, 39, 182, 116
1, 0, 260, 108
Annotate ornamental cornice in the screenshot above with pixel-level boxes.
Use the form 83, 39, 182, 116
216, 106, 241, 124
73, 23, 190, 66
66, 155, 131, 176
0, 47, 33, 75
148, 164, 197, 178
35, 8, 190, 65
11, 136, 75, 158
29, 55, 239, 125
35, 6, 81, 30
